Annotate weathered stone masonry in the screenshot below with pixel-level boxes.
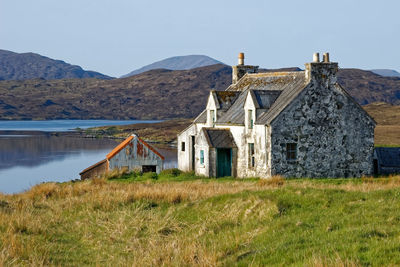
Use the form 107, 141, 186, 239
178, 53, 376, 178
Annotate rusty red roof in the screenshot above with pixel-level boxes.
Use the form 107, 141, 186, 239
106, 134, 164, 161
106, 135, 134, 160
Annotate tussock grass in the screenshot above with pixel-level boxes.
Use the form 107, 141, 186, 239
1, 173, 400, 266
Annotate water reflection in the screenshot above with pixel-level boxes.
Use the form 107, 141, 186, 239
0, 135, 119, 170
0, 135, 177, 194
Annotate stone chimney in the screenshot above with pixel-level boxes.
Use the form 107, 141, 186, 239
305, 52, 338, 85
232, 52, 259, 84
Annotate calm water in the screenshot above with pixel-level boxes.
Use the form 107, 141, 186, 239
0, 119, 162, 132
0, 120, 177, 194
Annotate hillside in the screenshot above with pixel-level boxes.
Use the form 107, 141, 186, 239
0, 64, 231, 120
0, 64, 399, 120
371, 69, 400, 78
337, 69, 400, 105
121, 55, 222, 77
0, 49, 112, 80
1, 174, 400, 265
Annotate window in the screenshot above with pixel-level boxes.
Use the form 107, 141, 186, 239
210, 110, 215, 127
200, 150, 204, 165
286, 143, 297, 161
249, 143, 255, 168
181, 142, 185, 152
248, 110, 253, 129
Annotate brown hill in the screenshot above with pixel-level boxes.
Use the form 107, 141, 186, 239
337, 69, 400, 105
0, 49, 112, 80
0, 64, 399, 120
0, 64, 231, 120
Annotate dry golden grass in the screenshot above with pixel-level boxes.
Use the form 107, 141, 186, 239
0, 178, 283, 266
2, 176, 400, 266
374, 125, 400, 146
258, 175, 285, 187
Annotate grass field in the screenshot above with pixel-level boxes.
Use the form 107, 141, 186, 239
1, 171, 400, 266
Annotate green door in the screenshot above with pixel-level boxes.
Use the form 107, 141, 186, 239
217, 148, 232, 177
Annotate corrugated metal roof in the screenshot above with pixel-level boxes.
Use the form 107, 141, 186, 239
79, 158, 107, 175
106, 134, 164, 160
202, 128, 237, 148
375, 147, 400, 167
106, 135, 134, 159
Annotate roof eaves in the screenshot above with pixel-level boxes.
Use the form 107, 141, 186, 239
335, 83, 377, 125
79, 158, 108, 175
249, 90, 260, 109
201, 128, 213, 147
106, 135, 134, 159
211, 90, 221, 109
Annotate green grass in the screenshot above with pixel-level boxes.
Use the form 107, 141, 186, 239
1, 173, 400, 266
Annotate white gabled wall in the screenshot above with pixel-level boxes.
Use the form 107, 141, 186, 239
206, 92, 218, 127
244, 91, 256, 133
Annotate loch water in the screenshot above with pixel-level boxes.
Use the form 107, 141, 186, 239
0, 120, 177, 194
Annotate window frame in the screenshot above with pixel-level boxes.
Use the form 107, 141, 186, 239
181, 141, 185, 152
200, 150, 204, 165
286, 143, 297, 162
210, 110, 216, 127
248, 143, 255, 168
248, 109, 253, 129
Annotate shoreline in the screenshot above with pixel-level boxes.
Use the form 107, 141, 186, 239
0, 118, 193, 145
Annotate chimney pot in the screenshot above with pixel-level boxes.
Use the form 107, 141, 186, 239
313, 53, 320, 63
323, 52, 330, 63
238, 52, 244, 65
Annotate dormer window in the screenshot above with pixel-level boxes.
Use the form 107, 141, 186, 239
248, 109, 253, 129
210, 110, 216, 127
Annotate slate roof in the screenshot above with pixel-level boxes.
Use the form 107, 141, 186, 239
375, 147, 400, 168
193, 109, 207, 123
227, 71, 305, 91
194, 71, 308, 126
214, 91, 241, 110
202, 128, 237, 148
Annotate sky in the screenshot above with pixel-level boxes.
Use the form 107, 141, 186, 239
1, 0, 399, 77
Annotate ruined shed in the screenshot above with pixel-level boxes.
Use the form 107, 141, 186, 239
374, 147, 400, 175
79, 134, 164, 180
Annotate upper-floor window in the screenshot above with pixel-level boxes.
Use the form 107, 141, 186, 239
248, 109, 253, 129
249, 143, 255, 168
210, 110, 216, 127
286, 143, 297, 162
181, 142, 185, 152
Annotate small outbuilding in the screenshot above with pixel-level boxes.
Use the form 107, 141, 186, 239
374, 147, 400, 175
80, 134, 164, 180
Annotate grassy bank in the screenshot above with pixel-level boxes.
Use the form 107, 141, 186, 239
1, 172, 400, 266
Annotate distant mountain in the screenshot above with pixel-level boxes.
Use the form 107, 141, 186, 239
0, 49, 112, 80
0, 64, 399, 120
370, 69, 400, 78
121, 55, 223, 78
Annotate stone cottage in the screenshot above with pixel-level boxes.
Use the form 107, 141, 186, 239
177, 53, 376, 178
80, 134, 164, 179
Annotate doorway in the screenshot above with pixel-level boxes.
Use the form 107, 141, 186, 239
217, 148, 232, 177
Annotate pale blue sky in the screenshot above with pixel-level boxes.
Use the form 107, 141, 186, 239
1, 0, 399, 77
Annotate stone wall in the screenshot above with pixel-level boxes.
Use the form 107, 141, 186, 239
270, 63, 375, 177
